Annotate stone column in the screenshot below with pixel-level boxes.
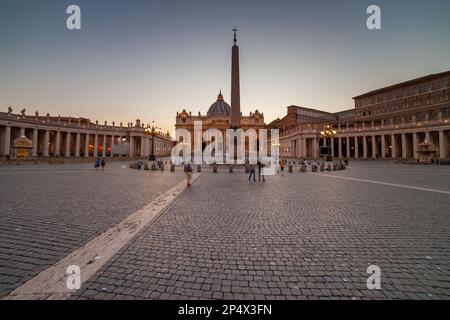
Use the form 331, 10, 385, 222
32, 129, 38, 157
330, 137, 335, 158
313, 138, 318, 158
75, 132, 80, 157
102, 135, 107, 157
346, 137, 350, 159
55, 131, 61, 156
140, 137, 146, 157
94, 134, 98, 157
391, 134, 397, 158
20, 127, 25, 137
43, 130, 49, 157
354, 136, 359, 159
401, 133, 407, 159
412, 132, 418, 159
338, 137, 342, 159
363, 136, 367, 159
372, 135, 377, 159
129, 136, 134, 157
65, 132, 71, 157
439, 130, 448, 159
425, 131, 431, 143
3, 126, 11, 156
302, 138, 306, 159
381, 135, 386, 159
85, 133, 90, 157
111, 135, 115, 157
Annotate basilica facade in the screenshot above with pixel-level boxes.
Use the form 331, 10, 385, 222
175, 31, 267, 152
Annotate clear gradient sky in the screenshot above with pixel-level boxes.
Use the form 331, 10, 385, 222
1, 0, 449, 133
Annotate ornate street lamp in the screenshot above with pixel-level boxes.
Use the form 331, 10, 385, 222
145, 121, 161, 161
320, 124, 336, 161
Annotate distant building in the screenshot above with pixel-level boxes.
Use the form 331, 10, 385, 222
0, 112, 172, 159
274, 71, 450, 161
175, 30, 266, 152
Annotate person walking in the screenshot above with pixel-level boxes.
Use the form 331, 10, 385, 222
185, 162, 193, 187
95, 157, 101, 171
248, 163, 256, 182
101, 157, 106, 171
257, 160, 265, 182
280, 159, 285, 175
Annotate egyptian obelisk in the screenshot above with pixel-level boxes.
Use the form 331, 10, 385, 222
230, 28, 241, 129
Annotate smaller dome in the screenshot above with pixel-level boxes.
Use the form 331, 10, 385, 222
207, 91, 231, 118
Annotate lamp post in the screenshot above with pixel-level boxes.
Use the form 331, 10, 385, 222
320, 124, 336, 162
145, 121, 161, 161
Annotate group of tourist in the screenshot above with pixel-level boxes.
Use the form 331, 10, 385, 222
248, 160, 266, 182
177, 156, 352, 187
94, 157, 106, 170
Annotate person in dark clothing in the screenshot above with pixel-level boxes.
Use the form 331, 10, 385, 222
95, 157, 101, 170
185, 163, 193, 186
257, 160, 265, 182
248, 164, 256, 181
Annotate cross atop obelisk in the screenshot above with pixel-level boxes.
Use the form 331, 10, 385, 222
230, 28, 241, 129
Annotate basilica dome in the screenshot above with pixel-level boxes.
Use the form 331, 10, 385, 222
207, 91, 231, 118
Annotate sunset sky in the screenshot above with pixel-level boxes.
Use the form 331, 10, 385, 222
1, 0, 449, 133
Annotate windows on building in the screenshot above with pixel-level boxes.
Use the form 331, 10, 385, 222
415, 112, 422, 121
441, 108, 449, 118
439, 79, 449, 88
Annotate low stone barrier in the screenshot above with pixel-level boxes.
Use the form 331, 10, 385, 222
129, 162, 137, 169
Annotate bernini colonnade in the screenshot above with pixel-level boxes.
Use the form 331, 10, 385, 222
0, 110, 172, 159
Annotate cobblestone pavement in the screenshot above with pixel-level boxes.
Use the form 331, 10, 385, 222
0, 162, 185, 298
69, 161, 450, 300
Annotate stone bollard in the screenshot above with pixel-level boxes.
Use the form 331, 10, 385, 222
129, 161, 138, 169
300, 165, 306, 172
197, 165, 201, 173
170, 164, 175, 172
151, 163, 157, 170
160, 164, 164, 171
326, 163, 332, 171
288, 165, 293, 173
213, 164, 218, 173
320, 163, 325, 172
229, 165, 233, 173
332, 163, 337, 171
144, 164, 149, 170
245, 164, 250, 173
